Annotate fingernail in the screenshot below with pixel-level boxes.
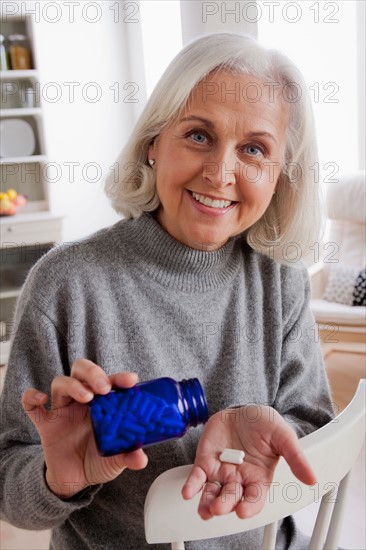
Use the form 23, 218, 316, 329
95, 379, 111, 392
35, 392, 45, 401
79, 389, 94, 400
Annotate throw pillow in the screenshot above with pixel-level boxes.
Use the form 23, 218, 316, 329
323, 265, 366, 306
353, 268, 366, 306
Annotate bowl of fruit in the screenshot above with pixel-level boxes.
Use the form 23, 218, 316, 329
0, 189, 27, 216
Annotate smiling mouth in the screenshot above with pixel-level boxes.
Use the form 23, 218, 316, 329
188, 190, 237, 209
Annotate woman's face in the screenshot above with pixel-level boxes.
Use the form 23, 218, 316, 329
149, 71, 289, 251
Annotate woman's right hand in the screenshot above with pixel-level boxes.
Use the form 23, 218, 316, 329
22, 359, 148, 499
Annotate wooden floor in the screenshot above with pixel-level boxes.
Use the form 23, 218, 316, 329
323, 343, 366, 413
1, 346, 365, 549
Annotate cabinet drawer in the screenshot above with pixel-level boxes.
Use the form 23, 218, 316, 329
1, 218, 62, 246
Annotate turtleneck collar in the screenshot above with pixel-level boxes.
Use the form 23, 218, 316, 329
117, 213, 244, 293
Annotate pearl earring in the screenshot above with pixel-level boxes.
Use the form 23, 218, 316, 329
148, 159, 155, 166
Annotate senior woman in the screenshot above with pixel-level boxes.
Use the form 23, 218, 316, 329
0, 33, 334, 549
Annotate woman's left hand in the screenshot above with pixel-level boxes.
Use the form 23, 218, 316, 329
182, 405, 316, 519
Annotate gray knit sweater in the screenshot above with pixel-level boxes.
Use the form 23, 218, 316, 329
0, 213, 334, 549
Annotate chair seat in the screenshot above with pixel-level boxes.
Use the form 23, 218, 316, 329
310, 299, 366, 326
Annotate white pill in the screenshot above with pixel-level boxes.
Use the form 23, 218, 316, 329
219, 448, 245, 465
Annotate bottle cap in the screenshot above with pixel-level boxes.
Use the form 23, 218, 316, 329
180, 378, 209, 426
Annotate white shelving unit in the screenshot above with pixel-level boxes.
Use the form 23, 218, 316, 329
0, 14, 63, 365
0, 106, 42, 117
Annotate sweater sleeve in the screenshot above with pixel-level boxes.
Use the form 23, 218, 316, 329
273, 265, 335, 437
0, 291, 102, 530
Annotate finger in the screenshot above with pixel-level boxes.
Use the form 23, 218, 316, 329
22, 387, 48, 407
50, 375, 95, 409
109, 372, 138, 389
209, 480, 244, 516
22, 388, 49, 428
273, 426, 317, 485
120, 449, 148, 471
284, 448, 317, 486
198, 481, 223, 520
235, 480, 267, 519
70, 359, 112, 394
106, 449, 148, 477
182, 465, 207, 500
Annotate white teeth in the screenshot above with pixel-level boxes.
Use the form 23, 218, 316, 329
191, 192, 232, 208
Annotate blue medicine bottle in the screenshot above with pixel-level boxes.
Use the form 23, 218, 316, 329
88, 377, 209, 457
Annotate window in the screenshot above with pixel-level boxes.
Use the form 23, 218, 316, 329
257, 0, 360, 178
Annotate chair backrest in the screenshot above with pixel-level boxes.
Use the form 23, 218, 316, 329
325, 172, 366, 268
144, 379, 365, 550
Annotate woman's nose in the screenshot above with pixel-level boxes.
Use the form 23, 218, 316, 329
202, 147, 239, 188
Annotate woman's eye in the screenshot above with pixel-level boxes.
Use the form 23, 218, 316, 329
243, 144, 264, 156
188, 130, 209, 144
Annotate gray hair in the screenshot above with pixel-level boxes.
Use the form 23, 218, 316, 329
105, 32, 322, 265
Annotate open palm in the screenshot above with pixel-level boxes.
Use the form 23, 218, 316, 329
182, 405, 316, 519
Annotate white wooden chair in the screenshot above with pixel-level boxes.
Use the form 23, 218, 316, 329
145, 379, 365, 550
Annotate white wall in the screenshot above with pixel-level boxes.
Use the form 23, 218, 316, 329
180, 0, 257, 44
140, 1, 182, 97
36, 0, 147, 242
357, 0, 365, 170
257, 0, 361, 177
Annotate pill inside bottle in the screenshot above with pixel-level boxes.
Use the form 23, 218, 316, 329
88, 377, 208, 457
